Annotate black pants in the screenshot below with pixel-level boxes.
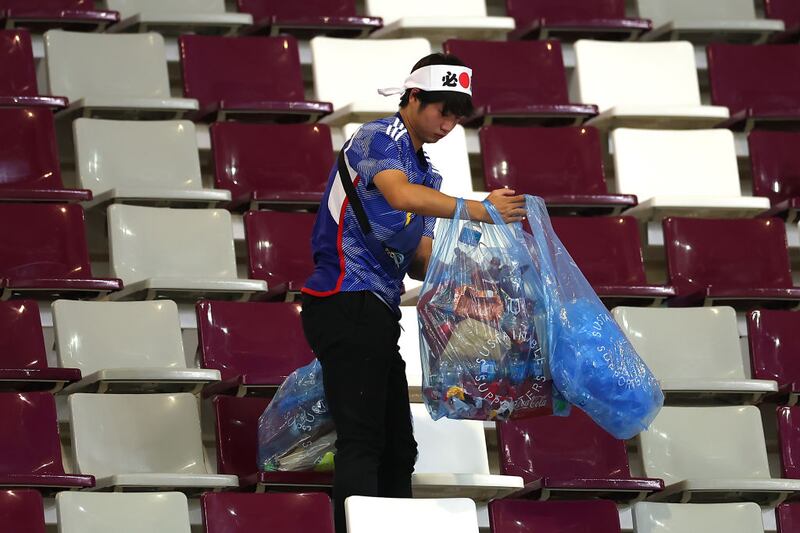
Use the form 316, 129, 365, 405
301, 291, 418, 533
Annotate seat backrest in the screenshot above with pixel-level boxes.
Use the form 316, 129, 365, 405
640, 406, 770, 483
505, 0, 626, 25
496, 408, 632, 483
612, 128, 741, 201
443, 40, 569, 108
0, 30, 38, 97
636, 0, 758, 26
550, 216, 647, 286
311, 37, 431, 111
236, 0, 356, 19
107, 204, 238, 284
765, 0, 800, 28
202, 492, 334, 533
399, 307, 423, 389
56, 492, 191, 533
748, 130, 800, 204
0, 0, 97, 8
777, 406, 800, 478
346, 496, 479, 533
633, 502, 764, 533
489, 499, 621, 533
480, 125, 607, 194
0, 203, 94, 280
663, 217, 793, 292
364, 0, 487, 23
68, 393, 209, 478
612, 306, 746, 381
212, 395, 270, 477
0, 300, 47, 370
777, 502, 800, 533
0, 489, 45, 533
421, 125, 474, 197
196, 300, 314, 382
707, 44, 800, 112
243, 210, 316, 289
0, 108, 64, 190
74, 119, 203, 195
748, 310, 800, 392
44, 30, 171, 101
53, 300, 186, 375
106, 0, 226, 18
411, 403, 490, 475
180, 35, 304, 108
210, 122, 332, 202
572, 40, 702, 111
0, 392, 68, 476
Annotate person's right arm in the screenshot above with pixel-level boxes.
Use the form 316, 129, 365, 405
372, 169, 526, 224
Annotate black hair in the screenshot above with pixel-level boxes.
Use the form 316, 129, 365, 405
398, 53, 474, 118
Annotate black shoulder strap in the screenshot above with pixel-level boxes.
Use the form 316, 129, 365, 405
337, 149, 372, 236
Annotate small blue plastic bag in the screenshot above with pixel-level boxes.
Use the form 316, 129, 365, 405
517, 196, 664, 439
257, 359, 336, 472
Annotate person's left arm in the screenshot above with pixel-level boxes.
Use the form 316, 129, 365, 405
407, 236, 432, 282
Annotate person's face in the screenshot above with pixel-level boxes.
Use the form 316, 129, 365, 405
408, 91, 460, 144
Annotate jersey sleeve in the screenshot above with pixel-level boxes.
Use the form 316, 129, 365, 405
346, 126, 405, 187
423, 168, 443, 238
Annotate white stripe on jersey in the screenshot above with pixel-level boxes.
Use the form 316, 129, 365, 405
328, 137, 359, 224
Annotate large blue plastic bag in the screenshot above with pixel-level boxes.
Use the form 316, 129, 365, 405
517, 196, 663, 439
417, 198, 555, 422
257, 360, 336, 472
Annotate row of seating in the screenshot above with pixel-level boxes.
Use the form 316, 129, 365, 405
5, 28, 800, 130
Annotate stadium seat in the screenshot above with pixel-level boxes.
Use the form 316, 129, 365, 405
399, 306, 423, 402
708, 44, 800, 132
641, 405, 800, 504
311, 37, 431, 126
0, 489, 45, 533
765, 0, 800, 43
53, 299, 220, 394
105, 0, 253, 36
632, 502, 765, 533
0, 300, 80, 392
442, 40, 598, 127
68, 392, 238, 492
411, 403, 524, 500
496, 409, 663, 502
74, 118, 230, 209
0, 0, 118, 32
179, 35, 332, 123
202, 492, 335, 533
777, 407, 800, 480
748, 309, 800, 404
489, 499, 621, 533
212, 395, 334, 490
0, 203, 122, 300
56, 492, 192, 533
196, 300, 315, 397
0, 30, 66, 109
237, 0, 382, 38
365, 0, 514, 41
611, 128, 769, 221
636, 0, 784, 44
480, 125, 636, 215
210, 122, 332, 210
106, 204, 267, 301
777, 502, 800, 533
749, 131, 800, 222
612, 306, 777, 403
43, 30, 198, 120
662, 216, 800, 308
244, 210, 315, 301
0, 392, 94, 491
550, 216, 675, 307
345, 497, 479, 533
505, 0, 652, 41
573, 40, 730, 130
0, 108, 91, 203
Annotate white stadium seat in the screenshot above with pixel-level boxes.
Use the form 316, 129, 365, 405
74, 118, 230, 209
346, 496, 479, 533
632, 502, 765, 533
399, 306, 423, 401
106, 0, 253, 35
53, 299, 220, 394
57, 492, 192, 533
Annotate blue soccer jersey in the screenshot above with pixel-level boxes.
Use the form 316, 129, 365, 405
302, 113, 443, 312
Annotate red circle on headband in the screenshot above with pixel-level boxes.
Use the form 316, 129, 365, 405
459, 72, 470, 89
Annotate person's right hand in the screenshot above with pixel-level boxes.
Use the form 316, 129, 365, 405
485, 188, 526, 224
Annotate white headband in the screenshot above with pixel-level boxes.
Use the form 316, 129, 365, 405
378, 64, 473, 97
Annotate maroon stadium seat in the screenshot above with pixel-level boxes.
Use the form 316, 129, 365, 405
0, 489, 46, 533
748, 130, 800, 222
749, 310, 800, 404
765, 0, 800, 43
202, 492, 334, 533
489, 499, 621, 533
0, 30, 65, 109
777, 502, 800, 533
0, 0, 118, 32
237, 0, 381, 38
